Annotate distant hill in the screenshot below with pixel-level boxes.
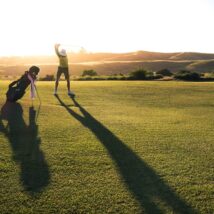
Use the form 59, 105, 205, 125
68, 51, 214, 62
169, 52, 214, 60
187, 60, 214, 72
0, 51, 214, 78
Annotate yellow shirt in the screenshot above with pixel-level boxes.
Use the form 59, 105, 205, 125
58, 55, 68, 68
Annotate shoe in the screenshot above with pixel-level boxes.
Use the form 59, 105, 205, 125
54, 91, 58, 95
68, 91, 75, 97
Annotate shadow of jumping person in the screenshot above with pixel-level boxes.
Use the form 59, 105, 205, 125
0, 101, 50, 194
55, 95, 197, 214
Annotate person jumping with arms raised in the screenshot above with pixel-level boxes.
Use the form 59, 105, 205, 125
54, 43, 75, 97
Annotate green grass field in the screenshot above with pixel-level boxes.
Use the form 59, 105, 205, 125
0, 81, 213, 213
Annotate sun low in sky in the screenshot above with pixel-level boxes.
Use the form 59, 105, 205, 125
0, 0, 213, 56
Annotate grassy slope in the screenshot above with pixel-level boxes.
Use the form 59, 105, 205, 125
1, 51, 214, 78
0, 81, 213, 213
1, 60, 214, 79
0, 61, 206, 79
187, 60, 214, 72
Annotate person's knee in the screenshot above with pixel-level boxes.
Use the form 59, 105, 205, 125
55, 78, 59, 83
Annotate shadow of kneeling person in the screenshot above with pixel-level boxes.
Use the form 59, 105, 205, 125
55, 94, 197, 214
0, 101, 50, 194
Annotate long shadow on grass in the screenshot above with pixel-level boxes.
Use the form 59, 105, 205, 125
55, 95, 197, 214
0, 101, 50, 194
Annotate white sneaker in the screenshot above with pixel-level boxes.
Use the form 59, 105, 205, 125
54, 91, 58, 95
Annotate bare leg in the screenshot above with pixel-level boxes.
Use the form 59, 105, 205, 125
64, 70, 71, 92
66, 76, 71, 92
55, 78, 59, 93
55, 70, 61, 94
66, 74, 75, 96
65, 69, 74, 96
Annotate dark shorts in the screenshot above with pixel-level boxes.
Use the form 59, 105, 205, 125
56, 66, 70, 80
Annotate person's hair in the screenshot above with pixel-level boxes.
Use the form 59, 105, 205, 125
29, 66, 40, 75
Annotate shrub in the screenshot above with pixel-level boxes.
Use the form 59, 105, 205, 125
174, 70, 201, 81
82, 69, 97, 76
130, 69, 147, 80
40, 74, 55, 81
107, 76, 118, 80
146, 74, 163, 80
156, 69, 172, 76
93, 76, 106, 80
83, 75, 93, 80
153, 74, 164, 80
117, 76, 127, 80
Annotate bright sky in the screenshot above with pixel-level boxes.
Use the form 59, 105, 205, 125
0, 0, 213, 56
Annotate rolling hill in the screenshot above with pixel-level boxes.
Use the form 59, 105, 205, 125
0, 51, 214, 78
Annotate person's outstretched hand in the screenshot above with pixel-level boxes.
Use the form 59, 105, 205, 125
55, 43, 60, 49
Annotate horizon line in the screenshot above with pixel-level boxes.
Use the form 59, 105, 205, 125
0, 49, 214, 58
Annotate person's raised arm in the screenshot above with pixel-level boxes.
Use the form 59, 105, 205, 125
54, 43, 61, 57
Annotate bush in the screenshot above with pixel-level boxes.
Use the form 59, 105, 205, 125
92, 76, 106, 80
40, 74, 55, 81
174, 70, 201, 81
130, 69, 147, 80
147, 74, 163, 80
117, 76, 127, 80
203, 72, 214, 78
82, 69, 97, 76
79, 75, 93, 80
156, 69, 172, 76
107, 76, 118, 80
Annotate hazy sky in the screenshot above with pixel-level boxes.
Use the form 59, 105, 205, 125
0, 0, 213, 56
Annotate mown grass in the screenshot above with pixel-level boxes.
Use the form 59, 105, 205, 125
0, 81, 213, 213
